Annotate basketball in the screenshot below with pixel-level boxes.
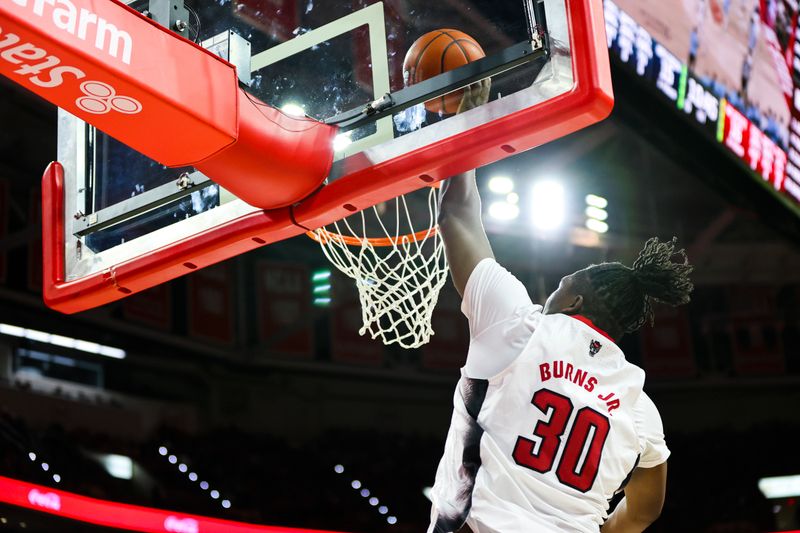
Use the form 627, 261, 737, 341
403, 29, 486, 115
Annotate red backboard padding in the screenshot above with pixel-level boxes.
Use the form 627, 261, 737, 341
1, 0, 336, 210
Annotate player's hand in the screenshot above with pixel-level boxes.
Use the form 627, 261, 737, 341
457, 78, 491, 114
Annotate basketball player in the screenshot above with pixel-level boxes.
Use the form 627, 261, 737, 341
688, 0, 707, 70
741, 5, 761, 102
428, 82, 693, 533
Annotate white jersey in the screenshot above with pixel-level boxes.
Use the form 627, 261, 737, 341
429, 259, 670, 533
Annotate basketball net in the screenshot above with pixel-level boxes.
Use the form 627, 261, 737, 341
307, 187, 448, 349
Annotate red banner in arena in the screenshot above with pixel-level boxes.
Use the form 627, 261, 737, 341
188, 263, 235, 345
123, 284, 173, 331
639, 305, 695, 379
0, 475, 350, 533
233, 0, 298, 42
331, 274, 383, 366
257, 262, 313, 358
422, 287, 469, 371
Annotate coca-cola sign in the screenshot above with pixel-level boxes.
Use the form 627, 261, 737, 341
27, 489, 61, 511
164, 516, 200, 533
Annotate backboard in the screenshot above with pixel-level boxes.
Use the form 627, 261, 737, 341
44, 0, 613, 313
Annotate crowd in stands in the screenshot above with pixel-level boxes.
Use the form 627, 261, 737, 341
1, 406, 797, 532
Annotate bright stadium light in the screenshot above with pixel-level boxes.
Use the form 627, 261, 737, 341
333, 132, 353, 152
488, 201, 520, 221
585, 194, 609, 234
585, 194, 608, 208
585, 206, 608, 221
0, 323, 126, 359
98, 454, 133, 480
758, 475, 800, 499
506, 192, 519, 205
586, 219, 609, 234
280, 103, 306, 117
488, 176, 514, 194
530, 181, 566, 231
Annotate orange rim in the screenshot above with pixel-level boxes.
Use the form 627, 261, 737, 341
306, 226, 438, 247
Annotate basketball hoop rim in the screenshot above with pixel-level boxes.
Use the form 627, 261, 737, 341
306, 227, 438, 247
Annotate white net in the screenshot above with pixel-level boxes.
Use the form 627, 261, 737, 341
309, 187, 448, 349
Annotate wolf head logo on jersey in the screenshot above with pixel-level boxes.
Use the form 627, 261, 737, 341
589, 340, 602, 356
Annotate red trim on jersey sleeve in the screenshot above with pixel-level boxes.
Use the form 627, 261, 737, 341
570, 315, 615, 342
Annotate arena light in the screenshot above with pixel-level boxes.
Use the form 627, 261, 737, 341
488, 176, 514, 194
488, 201, 520, 221
221, 499, 231, 509
333, 132, 353, 152
759, 475, 800, 499
158, 447, 168, 456
0, 323, 126, 359
585, 206, 608, 221
585, 194, 608, 208
279, 103, 306, 117
530, 181, 566, 231
351, 480, 361, 489
52, 474, 60, 483
387, 516, 397, 525
98, 455, 132, 480
334, 464, 344, 474
378, 505, 388, 515
312, 269, 332, 307
586, 219, 609, 234
507, 192, 519, 205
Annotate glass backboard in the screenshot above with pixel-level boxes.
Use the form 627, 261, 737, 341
44, 0, 613, 313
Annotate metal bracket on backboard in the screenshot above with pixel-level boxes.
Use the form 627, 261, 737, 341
72, 171, 212, 237
326, 40, 549, 131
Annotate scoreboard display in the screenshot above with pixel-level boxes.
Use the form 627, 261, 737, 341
604, 0, 800, 214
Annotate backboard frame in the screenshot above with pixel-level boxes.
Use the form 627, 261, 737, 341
42, 0, 613, 314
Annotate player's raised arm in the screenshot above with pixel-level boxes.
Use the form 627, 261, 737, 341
438, 81, 494, 296
600, 462, 667, 533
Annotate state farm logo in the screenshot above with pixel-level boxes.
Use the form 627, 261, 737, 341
27, 489, 61, 511
163, 516, 199, 533
76, 81, 142, 115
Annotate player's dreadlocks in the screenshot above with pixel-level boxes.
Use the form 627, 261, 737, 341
575, 237, 694, 336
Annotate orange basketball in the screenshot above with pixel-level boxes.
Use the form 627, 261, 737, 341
403, 29, 486, 115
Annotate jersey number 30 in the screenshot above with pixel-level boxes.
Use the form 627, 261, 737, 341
512, 388, 610, 492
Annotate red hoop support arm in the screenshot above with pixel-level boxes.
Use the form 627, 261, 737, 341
1, 0, 336, 209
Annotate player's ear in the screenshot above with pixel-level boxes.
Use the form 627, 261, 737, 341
562, 294, 583, 315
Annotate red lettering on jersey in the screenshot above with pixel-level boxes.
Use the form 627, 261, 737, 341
606, 398, 620, 415
539, 363, 551, 381
574, 368, 586, 387
565, 363, 574, 382
553, 361, 564, 378
598, 392, 614, 401
584, 377, 597, 392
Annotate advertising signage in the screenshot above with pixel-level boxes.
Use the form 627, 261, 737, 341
605, 0, 800, 212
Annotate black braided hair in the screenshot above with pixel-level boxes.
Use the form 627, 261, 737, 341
576, 237, 694, 336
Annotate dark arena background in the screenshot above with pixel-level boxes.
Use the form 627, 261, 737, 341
2, 0, 800, 532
